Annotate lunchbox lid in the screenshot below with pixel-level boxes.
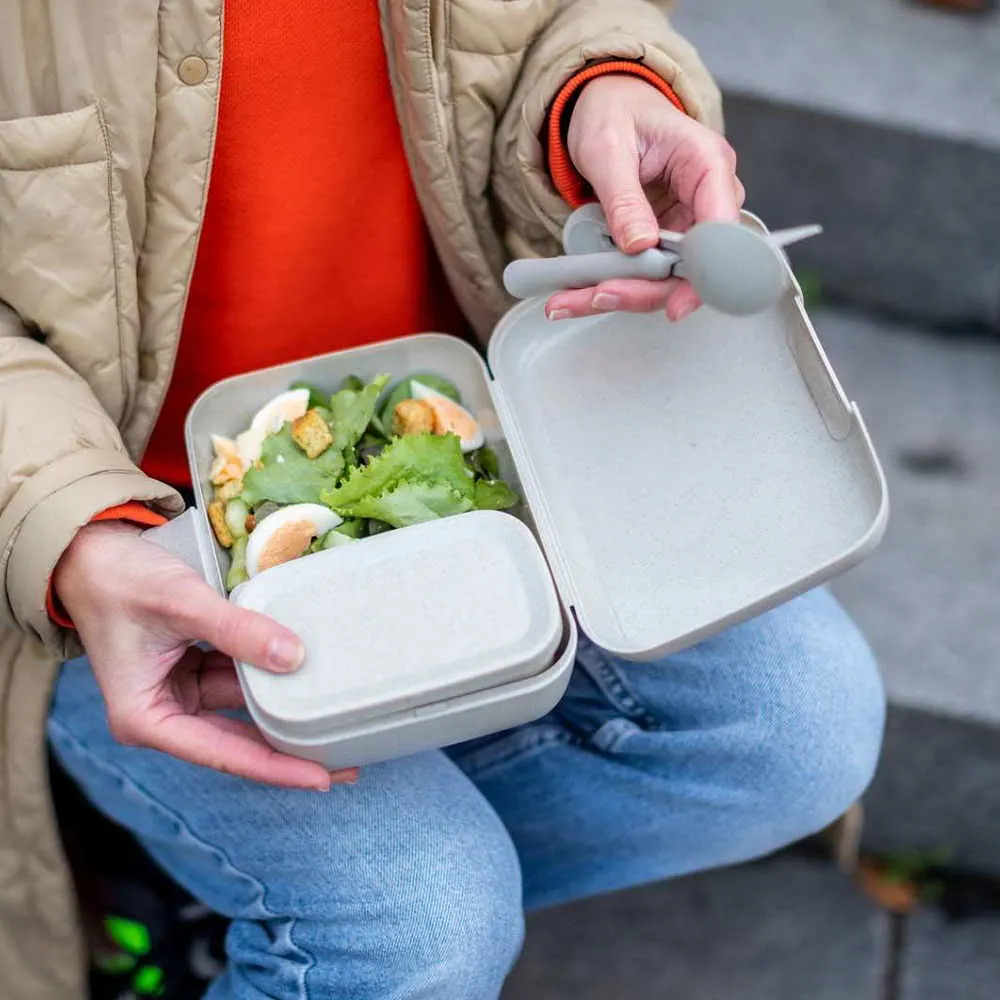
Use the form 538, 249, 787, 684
229, 509, 563, 737
486, 224, 887, 661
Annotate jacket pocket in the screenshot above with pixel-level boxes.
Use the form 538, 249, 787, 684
0, 104, 135, 422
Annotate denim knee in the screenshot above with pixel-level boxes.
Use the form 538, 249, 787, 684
296, 815, 525, 999
741, 594, 886, 845
393, 845, 525, 996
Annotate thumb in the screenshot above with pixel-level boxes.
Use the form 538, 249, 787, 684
164, 580, 305, 673
581, 136, 659, 254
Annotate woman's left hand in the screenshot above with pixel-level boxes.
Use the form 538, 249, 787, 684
548, 74, 745, 323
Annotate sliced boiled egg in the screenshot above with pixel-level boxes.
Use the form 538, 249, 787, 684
209, 435, 244, 485
235, 425, 268, 469
410, 380, 485, 453
245, 503, 343, 577
250, 388, 310, 433
235, 388, 311, 467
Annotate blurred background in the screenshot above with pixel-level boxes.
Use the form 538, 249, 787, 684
504, 0, 1000, 997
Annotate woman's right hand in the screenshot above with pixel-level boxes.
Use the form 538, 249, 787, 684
54, 520, 356, 790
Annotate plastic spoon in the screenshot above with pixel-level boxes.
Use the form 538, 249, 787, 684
502, 205, 821, 317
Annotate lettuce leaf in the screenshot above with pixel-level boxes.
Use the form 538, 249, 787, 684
474, 479, 519, 510
335, 479, 475, 528
323, 433, 475, 510
321, 432, 517, 528
466, 446, 500, 481
329, 374, 391, 461
242, 425, 346, 507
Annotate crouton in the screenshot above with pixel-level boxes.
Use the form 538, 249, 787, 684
208, 500, 234, 549
291, 408, 334, 458
214, 478, 244, 503
245, 513, 257, 534
392, 398, 435, 437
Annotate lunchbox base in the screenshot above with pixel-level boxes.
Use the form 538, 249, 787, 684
244, 607, 579, 769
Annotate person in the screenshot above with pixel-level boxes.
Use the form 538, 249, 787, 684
0, 3, 885, 998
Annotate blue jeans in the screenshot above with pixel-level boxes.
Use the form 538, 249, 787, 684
49, 588, 884, 1000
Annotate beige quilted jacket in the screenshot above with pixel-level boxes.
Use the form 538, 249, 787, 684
0, 2, 721, 995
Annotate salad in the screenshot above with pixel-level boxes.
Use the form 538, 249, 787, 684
206, 373, 519, 591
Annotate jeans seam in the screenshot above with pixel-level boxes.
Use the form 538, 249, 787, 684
455, 727, 581, 780
48, 717, 314, 999
577, 644, 663, 731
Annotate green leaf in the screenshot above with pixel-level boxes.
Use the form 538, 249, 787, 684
132, 964, 165, 996
338, 374, 365, 393
289, 380, 330, 411
242, 425, 346, 506
337, 479, 475, 527
467, 446, 500, 481
104, 916, 151, 957
328, 374, 391, 461
95, 952, 137, 975
795, 269, 824, 310
323, 433, 475, 510
333, 518, 366, 539
474, 479, 519, 510
378, 373, 461, 433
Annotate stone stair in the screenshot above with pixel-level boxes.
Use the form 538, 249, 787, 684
671, 0, 1000, 331
669, 0, 1000, 873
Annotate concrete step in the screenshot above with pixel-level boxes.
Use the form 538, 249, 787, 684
671, 0, 1000, 330
815, 308, 1000, 871
503, 855, 887, 1000
901, 909, 1000, 1000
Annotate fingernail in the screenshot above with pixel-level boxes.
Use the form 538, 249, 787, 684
333, 769, 359, 785
673, 302, 697, 323
547, 309, 572, 322
622, 225, 652, 251
267, 635, 305, 672
592, 293, 621, 313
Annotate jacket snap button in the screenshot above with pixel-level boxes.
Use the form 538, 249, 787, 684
139, 353, 159, 381
178, 55, 209, 86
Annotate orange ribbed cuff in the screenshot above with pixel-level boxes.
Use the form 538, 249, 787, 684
547, 61, 687, 209
47, 503, 169, 629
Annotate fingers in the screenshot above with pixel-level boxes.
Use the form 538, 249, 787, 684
546, 276, 703, 324
162, 580, 305, 673
661, 125, 741, 225
329, 768, 361, 785
665, 283, 703, 323
197, 662, 246, 711
547, 277, 684, 319
690, 162, 742, 223
138, 712, 340, 790
580, 133, 659, 253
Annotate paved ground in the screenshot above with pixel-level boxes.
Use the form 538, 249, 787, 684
819, 309, 1000, 725
503, 851, 1000, 1000
670, 0, 1000, 329
503, 855, 887, 1000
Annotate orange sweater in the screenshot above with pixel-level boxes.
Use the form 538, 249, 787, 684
141, 0, 468, 485
50, 8, 682, 625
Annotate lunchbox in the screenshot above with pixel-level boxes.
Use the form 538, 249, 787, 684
146, 212, 889, 770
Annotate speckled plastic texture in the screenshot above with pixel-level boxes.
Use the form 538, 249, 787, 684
487, 273, 888, 661
231, 510, 562, 735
